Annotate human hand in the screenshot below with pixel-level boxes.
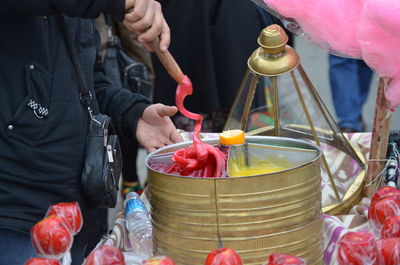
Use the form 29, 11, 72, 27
136, 104, 182, 152
124, 0, 170, 52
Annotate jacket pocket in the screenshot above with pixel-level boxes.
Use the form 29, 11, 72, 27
6, 63, 53, 145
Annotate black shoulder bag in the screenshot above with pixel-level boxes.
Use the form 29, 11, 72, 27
58, 14, 122, 208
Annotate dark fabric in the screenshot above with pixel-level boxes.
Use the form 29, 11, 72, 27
0, 7, 150, 244
0, 0, 126, 22
153, 0, 264, 118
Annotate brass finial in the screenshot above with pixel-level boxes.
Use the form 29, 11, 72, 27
248, 24, 299, 76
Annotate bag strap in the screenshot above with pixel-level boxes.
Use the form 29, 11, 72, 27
57, 14, 93, 111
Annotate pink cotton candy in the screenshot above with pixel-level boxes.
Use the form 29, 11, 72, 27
385, 76, 400, 108
357, 0, 400, 107
262, 0, 304, 18
264, 0, 363, 57
357, 0, 400, 77
261, 0, 400, 107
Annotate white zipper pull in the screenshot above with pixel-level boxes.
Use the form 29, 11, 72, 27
107, 145, 114, 163
103, 128, 108, 147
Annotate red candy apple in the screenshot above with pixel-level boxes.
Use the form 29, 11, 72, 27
205, 248, 242, 265
368, 195, 400, 228
377, 238, 400, 265
381, 216, 400, 239
371, 186, 400, 205
31, 215, 73, 259
263, 253, 306, 265
47, 202, 83, 235
142, 256, 176, 265
84, 246, 125, 265
337, 231, 380, 265
25, 258, 61, 265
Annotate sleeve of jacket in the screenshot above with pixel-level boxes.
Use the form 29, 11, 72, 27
0, 0, 126, 21
93, 64, 152, 141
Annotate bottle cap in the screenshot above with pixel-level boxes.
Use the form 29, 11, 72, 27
220, 130, 245, 146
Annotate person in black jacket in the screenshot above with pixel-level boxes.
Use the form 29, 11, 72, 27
0, 1, 179, 264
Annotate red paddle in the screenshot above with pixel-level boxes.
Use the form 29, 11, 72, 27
152, 39, 226, 177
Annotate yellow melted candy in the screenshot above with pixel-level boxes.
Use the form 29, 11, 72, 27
228, 155, 292, 177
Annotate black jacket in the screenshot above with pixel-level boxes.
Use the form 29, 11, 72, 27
0, 1, 150, 241
153, 0, 263, 116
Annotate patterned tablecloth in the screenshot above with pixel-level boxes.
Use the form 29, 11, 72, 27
102, 132, 376, 265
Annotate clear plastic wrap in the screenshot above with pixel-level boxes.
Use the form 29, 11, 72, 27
263, 253, 307, 265
377, 238, 400, 265
368, 195, 400, 229
205, 248, 242, 265
142, 256, 176, 265
84, 246, 125, 265
46, 202, 83, 235
25, 258, 61, 265
337, 231, 381, 265
381, 216, 400, 239
252, 0, 400, 107
30, 215, 73, 259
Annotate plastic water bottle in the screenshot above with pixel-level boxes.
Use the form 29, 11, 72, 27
124, 192, 153, 256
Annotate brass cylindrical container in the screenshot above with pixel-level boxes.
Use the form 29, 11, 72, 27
147, 136, 323, 265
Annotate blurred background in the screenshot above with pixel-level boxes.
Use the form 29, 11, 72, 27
296, 37, 400, 132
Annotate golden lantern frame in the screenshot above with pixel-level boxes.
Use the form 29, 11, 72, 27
224, 25, 366, 214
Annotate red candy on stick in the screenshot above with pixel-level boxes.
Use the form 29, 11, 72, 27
205, 248, 242, 265
381, 216, 400, 239
31, 215, 73, 259
142, 256, 176, 265
371, 186, 400, 204
368, 195, 400, 228
46, 202, 83, 235
377, 238, 400, 265
263, 253, 306, 265
168, 75, 226, 178
25, 258, 61, 265
337, 231, 380, 265
84, 246, 125, 265
175, 76, 203, 128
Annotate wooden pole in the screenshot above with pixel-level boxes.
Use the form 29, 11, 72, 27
364, 77, 392, 198
151, 38, 184, 84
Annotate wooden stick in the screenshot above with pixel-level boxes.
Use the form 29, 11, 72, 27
151, 38, 184, 84
364, 77, 392, 198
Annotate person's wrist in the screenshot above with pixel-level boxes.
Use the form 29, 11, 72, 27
120, 102, 151, 141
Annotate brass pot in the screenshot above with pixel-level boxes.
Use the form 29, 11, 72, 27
147, 136, 324, 265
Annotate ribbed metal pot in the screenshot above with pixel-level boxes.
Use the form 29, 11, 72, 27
147, 136, 323, 265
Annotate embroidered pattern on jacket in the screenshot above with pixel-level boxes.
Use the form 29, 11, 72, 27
27, 99, 49, 118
